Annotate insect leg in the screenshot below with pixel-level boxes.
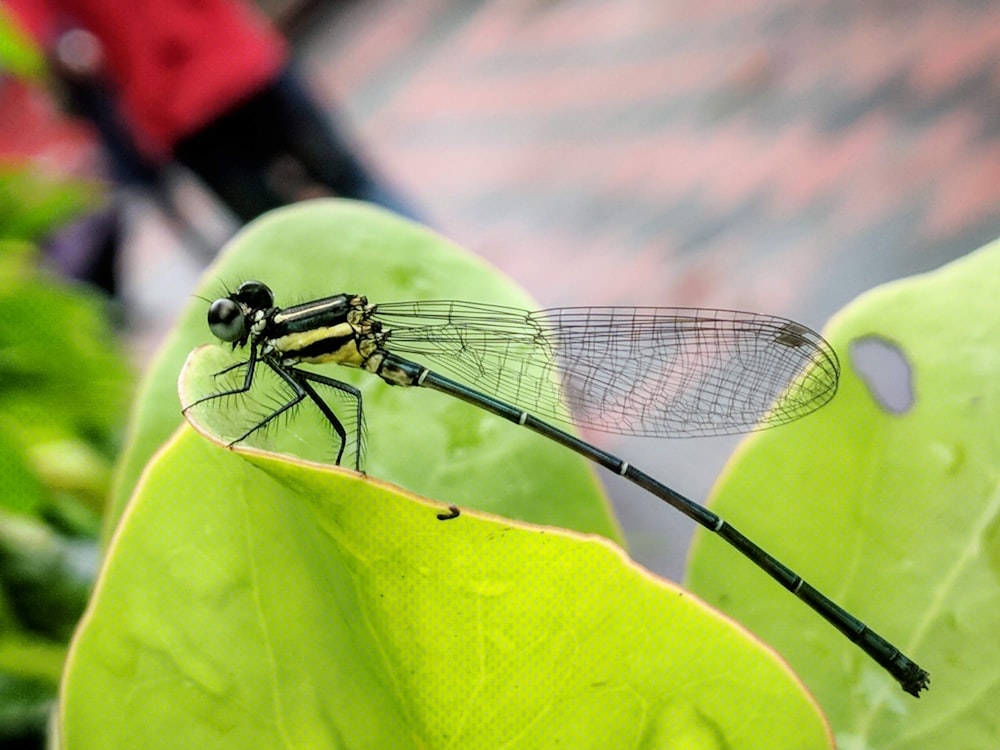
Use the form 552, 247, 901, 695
293, 369, 365, 471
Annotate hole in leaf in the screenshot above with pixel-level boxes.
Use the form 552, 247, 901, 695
850, 336, 914, 414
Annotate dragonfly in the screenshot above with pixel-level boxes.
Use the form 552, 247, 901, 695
183, 280, 929, 696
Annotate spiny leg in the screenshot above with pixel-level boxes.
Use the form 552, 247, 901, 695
294, 370, 365, 471
183, 344, 260, 413
210, 357, 254, 379
223, 359, 313, 447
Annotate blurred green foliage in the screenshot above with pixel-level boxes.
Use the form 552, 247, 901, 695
0, 168, 97, 244
0, 6, 46, 81
0, 167, 131, 747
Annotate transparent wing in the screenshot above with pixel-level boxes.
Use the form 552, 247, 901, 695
372, 301, 840, 438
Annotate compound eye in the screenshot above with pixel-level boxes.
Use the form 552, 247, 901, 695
207, 298, 245, 342
235, 280, 274, 311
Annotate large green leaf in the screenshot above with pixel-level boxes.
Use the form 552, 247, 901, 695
108, 200, 617, 541
62, 426, 831, 748
78, 199, 834, 747
687, 239, 1000, 747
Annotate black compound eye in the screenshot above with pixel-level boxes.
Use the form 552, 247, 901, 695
235, 280, 274, 311
207, 298, 246, 342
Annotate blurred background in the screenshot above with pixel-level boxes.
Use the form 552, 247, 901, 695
1, 0, 999, 744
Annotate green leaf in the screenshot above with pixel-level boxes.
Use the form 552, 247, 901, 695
0, 671, 53, 742
686, 238, 1000, 747
108, 200, 618, 541
0, 509, 96, 641
0, 635, 66, 685
0, 247, 131, 455
0, 169, 98, 242
62, 427, 832, 749
0, 430, 47, 515
0, 7, 46, 81
84, 200, 832, 747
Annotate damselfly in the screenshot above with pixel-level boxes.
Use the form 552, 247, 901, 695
184, 280, 929, 696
